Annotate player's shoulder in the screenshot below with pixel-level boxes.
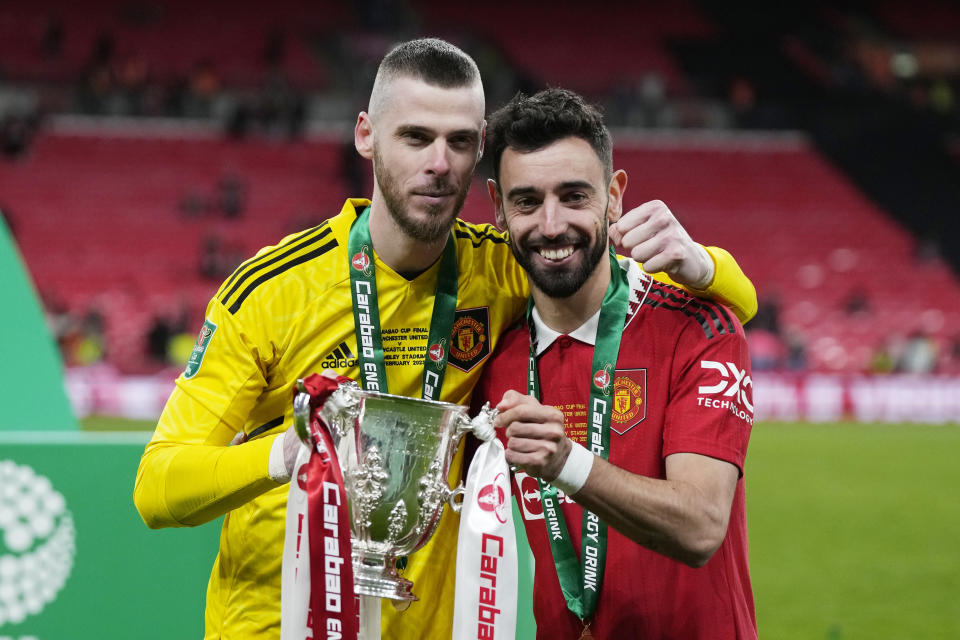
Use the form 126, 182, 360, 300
213, 218, 346, 318
452, 218, 510, 251
634, 277, 743, 343
451, 218, 527, 303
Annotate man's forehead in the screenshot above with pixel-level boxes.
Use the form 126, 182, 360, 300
376, 75, 484, 127
500, 138, 605, 190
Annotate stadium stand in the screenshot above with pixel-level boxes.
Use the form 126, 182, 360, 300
410, 0, 714, 98
4, 128, 959, 376
609, 136, 960, 373
0, 131, 346, 372
2, 0, 959, 405
0, 0, 332, 87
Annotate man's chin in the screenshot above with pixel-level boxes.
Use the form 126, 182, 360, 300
394, 204, 458, 243
523, 260, 580, 296
529, 272, 583, 298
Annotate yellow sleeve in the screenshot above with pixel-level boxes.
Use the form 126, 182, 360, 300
133, 300, 282, 528
647, 245, 757, 324
133, 386, 281, 528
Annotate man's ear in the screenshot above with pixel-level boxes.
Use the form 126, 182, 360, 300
607, 169, 628, 223
354, 112, 374, 160
487, 179, 506, 229
477, 120, 486, 161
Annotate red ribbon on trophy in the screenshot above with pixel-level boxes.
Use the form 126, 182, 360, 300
282, 374, 359, 640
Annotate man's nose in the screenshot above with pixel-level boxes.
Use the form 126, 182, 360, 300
541, 197, 568, 237
425, 140, 451, 175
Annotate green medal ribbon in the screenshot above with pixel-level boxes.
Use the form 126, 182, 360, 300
528, 247, 628, 621
347, 206, 459, 400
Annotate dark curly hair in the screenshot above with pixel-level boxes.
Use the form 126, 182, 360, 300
486, 88, 612, 185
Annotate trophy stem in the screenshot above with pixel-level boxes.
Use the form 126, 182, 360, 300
353, 551, 416, 600
360, 595, 381, 640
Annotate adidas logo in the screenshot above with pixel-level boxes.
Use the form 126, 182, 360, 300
321, 342, 358, 370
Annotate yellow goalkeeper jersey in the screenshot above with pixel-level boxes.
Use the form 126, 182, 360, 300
134, 198, 756, 639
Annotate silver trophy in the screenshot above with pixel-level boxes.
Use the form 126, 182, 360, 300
293, 379, 497, 602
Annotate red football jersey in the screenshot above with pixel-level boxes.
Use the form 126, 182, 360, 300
475, 263, 757, 640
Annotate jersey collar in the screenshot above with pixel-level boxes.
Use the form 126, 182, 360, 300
530, 257, 651, 356
531, 305, 600, 356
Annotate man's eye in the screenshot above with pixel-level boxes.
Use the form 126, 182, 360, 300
404, 132, 429, 144
514, 198, 539, 210
449, 136, 474, 150
564, 192, 587, 204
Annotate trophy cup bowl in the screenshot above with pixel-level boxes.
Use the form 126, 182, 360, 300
293, 381, 494, 601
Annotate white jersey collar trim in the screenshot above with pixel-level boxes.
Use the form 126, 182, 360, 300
531, 306, 600, 356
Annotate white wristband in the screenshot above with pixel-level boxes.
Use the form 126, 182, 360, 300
550, 441, 594, 496
268, 433, 292, 483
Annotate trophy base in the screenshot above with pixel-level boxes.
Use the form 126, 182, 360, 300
354, 554, 418, 602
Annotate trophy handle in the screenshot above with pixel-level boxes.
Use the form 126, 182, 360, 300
460, 403, 499, 442
455, 414, 474, 439
446, 483, 466, 513
293, 384, 312, 446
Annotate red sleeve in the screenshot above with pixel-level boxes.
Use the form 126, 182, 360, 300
663, 322, 753, 474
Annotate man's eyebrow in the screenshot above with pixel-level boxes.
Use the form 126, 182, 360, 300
557, 180, 596, 192
394, 124, 432, 136
506, 185, 541, 200
395, 125, 479, 140
506, 181, 595, 200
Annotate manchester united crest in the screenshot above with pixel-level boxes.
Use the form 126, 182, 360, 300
447, 307, 490, 372
611, 368, 646, 434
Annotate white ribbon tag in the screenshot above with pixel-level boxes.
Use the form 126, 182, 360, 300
452, 438, 517, 639
280, 443, 313, 640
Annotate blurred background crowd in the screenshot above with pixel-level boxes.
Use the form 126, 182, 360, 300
2, 0, 960, 418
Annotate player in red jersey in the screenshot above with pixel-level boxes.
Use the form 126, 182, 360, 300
474, 88, 758, 639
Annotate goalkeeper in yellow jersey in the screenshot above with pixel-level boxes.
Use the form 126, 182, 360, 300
133, 38, 757, 640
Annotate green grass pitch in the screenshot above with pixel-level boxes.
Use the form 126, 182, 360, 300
747, 422, 960, 639
89, 416, 960, 638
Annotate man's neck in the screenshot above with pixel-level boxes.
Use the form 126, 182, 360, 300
531, 257, 612, 335
366, 200, 448, 274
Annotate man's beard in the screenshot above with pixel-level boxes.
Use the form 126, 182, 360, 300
373, 147, 470, 244
511, 223, 609, 298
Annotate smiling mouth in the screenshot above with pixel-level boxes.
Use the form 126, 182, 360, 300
538, 246, 575, 261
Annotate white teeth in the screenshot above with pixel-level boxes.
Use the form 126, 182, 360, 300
539, 247, 574, 261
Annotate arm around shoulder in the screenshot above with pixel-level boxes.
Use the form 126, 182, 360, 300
686, 246, 757, 324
